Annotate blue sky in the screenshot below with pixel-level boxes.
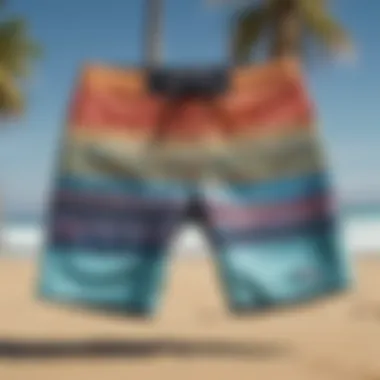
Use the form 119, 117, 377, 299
0, 0, 379, 219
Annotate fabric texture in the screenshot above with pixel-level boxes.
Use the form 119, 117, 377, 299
38, 59, 352, 316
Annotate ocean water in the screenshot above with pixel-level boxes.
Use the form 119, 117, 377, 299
1, 205, 380, 258
340, 205, 380, 254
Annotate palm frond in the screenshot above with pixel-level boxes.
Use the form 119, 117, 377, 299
230, 0, 352, 64
300, 0, 352, 57
0, 67, 23, 114
232, 4, 271, 64
0, 18, 42, 78
0, 12, 41, 117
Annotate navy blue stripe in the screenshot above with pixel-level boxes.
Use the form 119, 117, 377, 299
48, 239, 168, 255
48, 217, 336, 254
48, 217, 180, 254
213, 217, 336, 245
51, 198, 184, 222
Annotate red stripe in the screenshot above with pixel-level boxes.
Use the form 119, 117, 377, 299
69, 87, 163, 130
66, 76, 313, 136
223, 81, 313, 130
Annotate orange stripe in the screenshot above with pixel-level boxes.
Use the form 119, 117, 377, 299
66, 59, 312, 136
67, 122, 314, 149
81, 64, 146, 94
230, 58, 303, 92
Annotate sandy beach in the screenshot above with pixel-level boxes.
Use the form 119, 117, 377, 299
1, 255, 380, 380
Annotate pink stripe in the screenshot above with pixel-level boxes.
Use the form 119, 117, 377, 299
52, 217, 169, 242
209, 195, 335, 230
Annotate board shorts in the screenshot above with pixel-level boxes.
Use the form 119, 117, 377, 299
37, 58, 352, 316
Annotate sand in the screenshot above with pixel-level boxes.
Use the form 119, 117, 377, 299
0, 255, 380, 380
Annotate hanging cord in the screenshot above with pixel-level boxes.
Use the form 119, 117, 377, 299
143, 0, 164, 68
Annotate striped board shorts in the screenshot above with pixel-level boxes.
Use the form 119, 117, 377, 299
37, 58, 352, 316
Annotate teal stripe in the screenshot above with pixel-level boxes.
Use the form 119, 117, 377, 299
56, 175, 192, 199
215, 229, 350, 309
38, 249, 167, 315
57, 172, 330, 200
204, 172, 332, 204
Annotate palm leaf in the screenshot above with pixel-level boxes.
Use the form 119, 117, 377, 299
300, 0, 352, 58
0, 18, 41, 78
232, 4, 271, 64
230, 0, 352, 63
0, 13, 41, 117
0, 67, 23, 115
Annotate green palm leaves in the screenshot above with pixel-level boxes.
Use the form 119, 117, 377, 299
232, 0, 352, 63
0, 6, 41, 116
